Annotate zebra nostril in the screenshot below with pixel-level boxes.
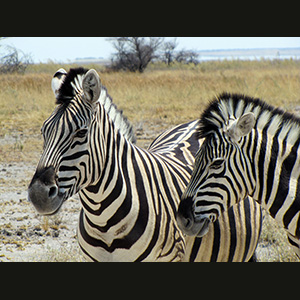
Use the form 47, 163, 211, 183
48, 186, 58, 198
185, 218, 193, 229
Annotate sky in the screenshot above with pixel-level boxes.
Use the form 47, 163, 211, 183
1, 37, 299, 63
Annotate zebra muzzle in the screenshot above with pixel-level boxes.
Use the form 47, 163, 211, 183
194, 217, 210, 237
177, 196, 211, 237
28, 166, 66, 215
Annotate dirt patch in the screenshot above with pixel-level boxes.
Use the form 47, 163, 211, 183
0, 162, 83, 261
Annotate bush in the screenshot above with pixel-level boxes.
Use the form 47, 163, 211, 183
0, 46, 32, 74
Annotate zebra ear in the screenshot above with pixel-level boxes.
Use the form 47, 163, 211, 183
227, 112, 255, 142
51, 68, 67, 98
82, 69, 101, 103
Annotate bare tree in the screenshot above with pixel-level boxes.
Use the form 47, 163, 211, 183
0, 44, 32, 74
160, 38, 178, 66
108, 37, 165, 73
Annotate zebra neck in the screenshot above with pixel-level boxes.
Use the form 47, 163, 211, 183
250, 114, 300, 234
79, 105, 141, 228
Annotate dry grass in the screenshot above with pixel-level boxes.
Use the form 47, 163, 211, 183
1, 59, 299, 137
0, 73, 54, 135
99, 59, 300, 126
1, 59, 299, 261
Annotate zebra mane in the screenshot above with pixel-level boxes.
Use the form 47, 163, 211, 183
198, 92, 300, 140
98, 86, 136, 143
55, 67, 136, 144
56, 67, 87, 105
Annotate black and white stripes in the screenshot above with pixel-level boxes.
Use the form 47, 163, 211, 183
178, 93, 300, 259
29, 70, 262, 261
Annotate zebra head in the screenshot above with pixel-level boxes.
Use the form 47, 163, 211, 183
177, 94, 256, 237
28, 68, 101, 215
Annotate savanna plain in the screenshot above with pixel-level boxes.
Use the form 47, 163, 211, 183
0, 60, 299, 261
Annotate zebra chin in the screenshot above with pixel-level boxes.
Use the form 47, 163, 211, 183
28, 166, 67, 216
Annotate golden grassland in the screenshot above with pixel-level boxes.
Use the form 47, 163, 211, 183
1, 59, 299, 137
1, 59, 300, 261
1, 59, 299, 163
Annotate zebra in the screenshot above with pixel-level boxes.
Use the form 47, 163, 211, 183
28, 68, 262, 261
177, 92, 300, 259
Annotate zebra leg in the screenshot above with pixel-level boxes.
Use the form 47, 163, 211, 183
287, 232, 300, 260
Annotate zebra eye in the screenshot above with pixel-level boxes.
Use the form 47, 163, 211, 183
210, 158, 224, 170
75, 128, 88, 138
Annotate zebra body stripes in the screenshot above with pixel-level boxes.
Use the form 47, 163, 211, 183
28, 69, 261, 261
177, 93, 300, 259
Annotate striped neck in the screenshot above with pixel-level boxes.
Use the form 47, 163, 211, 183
245, 107, 300, 237
77, 103, 150, 245
79, 102, 132, 205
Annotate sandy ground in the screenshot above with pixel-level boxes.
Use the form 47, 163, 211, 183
0, 162, 83, 261
0, 126, 298, 262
